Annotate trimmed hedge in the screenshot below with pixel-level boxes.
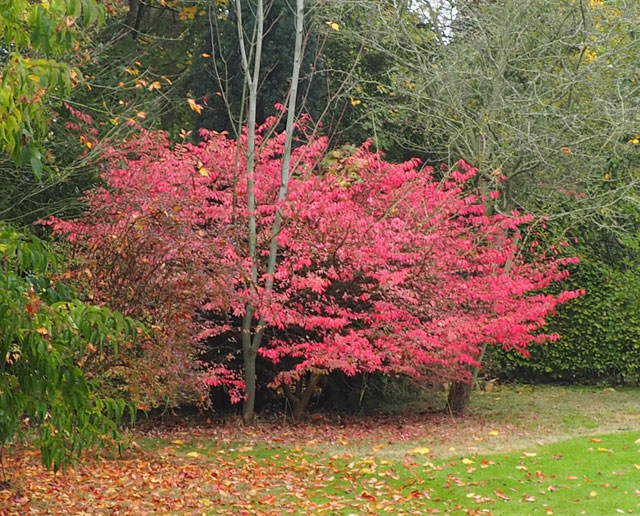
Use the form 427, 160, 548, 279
486, 257, 640, 385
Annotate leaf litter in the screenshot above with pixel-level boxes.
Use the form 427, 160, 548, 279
3, 388, 640, 515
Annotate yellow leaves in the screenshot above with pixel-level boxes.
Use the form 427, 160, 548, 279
522, 494, 536, 502
461, 457, 474, 465
588, 490, 598, 498
187, 98, 203, 114
148, 81, 162, 91
201, 53, 212, 58
196, 160, 209, 176
633, 463, 640, 470
179, 6, 197, 20
325, 21, 340, 31
404, 79, 416, 90
237, 446, 253, 452
185, 451, 200, 458
109, 116, 120, 126
629, 138, 639, 145
583, 47, 598, 64
35, 327, 49, 336
136, 111, 147, 119
161, 75, 173, 85
124, 66, 139, 77
171, 439, 184, 445
522, 452, 537, 457
589, 437, 602, 443
350, 98, 362, 107
488, 430, 499, 436
597, 447, 613, 453
410, 447, 431, 455
79, 135, 93, 149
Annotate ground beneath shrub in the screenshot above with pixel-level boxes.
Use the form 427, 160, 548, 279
2, 386, 639, 515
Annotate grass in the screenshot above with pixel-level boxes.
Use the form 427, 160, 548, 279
307, 431, 640, 515
2, 385, 640, 515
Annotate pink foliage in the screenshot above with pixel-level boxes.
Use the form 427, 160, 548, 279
46, 118, 582, 403
253, 149, 582, 387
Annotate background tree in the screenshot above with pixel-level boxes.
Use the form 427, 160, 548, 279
319, 0, 640, 396
324, 0, 640, 207
191, 0, 327, 136
0, 0, 104, 175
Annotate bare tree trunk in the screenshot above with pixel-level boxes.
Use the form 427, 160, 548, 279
237, 0, 306, 423
282, 373, 320, 419
447, 379, 473, 415
235, 0, 264, 424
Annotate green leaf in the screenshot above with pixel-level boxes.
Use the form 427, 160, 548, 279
30, 155, 43, 180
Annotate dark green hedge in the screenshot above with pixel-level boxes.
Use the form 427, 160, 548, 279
486, 257, 640, 385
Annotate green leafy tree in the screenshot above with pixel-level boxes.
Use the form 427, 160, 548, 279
318, 0, 441, 162
0, 0, 104, 177
189, 0, 327, 137
326, 0, 640, 210
0, 225, 139, 471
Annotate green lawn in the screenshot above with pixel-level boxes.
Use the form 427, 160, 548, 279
134, 429, 640, 515
3, 385, 640, 515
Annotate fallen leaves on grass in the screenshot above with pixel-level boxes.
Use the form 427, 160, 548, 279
2, 412, 640, 515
